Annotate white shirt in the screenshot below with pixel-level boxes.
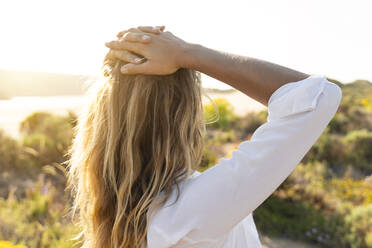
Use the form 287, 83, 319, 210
144, 75, 342, 248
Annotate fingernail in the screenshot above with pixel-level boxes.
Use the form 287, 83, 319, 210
142, 35, 150, 40
134, 58, 142, 63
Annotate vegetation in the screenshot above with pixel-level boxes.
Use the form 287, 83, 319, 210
203, 78, 372, 247
0, 241, 27, 248
0, 78, 371, 247
204, 97, 240, 131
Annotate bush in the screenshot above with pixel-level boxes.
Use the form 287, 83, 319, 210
343, 129, 372, 174
329, 104, 372, 135
0, 130, 22, 173
327, 178, 372, 206
214, 130, 237, 143
346, 107, 372, 132
19, 111, 77, 137
254, 195, 345, 247
199, 135, 221, 171
240, 110, 266, 138
303, 129, 347, 175
361, 98, 372, 112
262, 160, 372, 247
0, 240, 27, 248
203, 98, 239, 131
344, 204, 372, 248
280, 161, 336, 212
304, 127, 372, 177
19, 112, 76, 169
285, 161, 372, 210
328, 112, 350, 134
0, 176, 80, 248
0, 112, 77, 199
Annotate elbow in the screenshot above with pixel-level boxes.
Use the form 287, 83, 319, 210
267, 76, 342, 122
324, 80, 342, 114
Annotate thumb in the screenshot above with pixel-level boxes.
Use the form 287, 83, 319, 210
121, 61, 151, 75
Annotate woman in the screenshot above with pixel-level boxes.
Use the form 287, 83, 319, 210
66, 25, 342, 248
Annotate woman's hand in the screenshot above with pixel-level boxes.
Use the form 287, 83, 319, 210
105, 26, 165, 66
116, 25, 165, 38
105, 25, 191, 75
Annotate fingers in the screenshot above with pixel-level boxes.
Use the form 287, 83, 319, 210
120, 32, 152, 44
120, 61, 151, 75
116, 25, 165, 38
116, 28, 139, 38
159, 25, 165, 31
105, 39, 144, 54
137, 25, 165, 33
107, 49, 146, 64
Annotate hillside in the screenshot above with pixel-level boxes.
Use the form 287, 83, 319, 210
328, 77, 372, 94
1, 70, 371, 100
0, 69, 239, 99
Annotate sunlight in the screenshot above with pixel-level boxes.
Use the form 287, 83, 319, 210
0, 0, 371, 87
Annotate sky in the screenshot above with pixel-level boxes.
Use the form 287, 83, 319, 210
0, 0, 371, 89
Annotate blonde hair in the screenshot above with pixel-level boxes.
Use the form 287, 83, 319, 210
65, 52, 207, 248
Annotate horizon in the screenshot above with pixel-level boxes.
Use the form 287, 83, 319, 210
0, 68, 370, 96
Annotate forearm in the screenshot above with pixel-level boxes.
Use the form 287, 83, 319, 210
182, 43, 310, 107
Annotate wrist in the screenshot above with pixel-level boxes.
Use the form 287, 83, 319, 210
177, 42, 201, 70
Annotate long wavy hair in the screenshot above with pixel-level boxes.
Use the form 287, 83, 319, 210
65, 50, 208, 248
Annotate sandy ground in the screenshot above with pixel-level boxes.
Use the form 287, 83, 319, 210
260, 234, 319, 248
261, 235, 319, 248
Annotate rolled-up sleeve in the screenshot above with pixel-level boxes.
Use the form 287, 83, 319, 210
147, 75, 342, 247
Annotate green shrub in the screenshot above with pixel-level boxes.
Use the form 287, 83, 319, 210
330, 105, 372, 135
343, 129, 372, 174
0, 130, 21, 173
304, 129, 347, 174
305, 127, 372, 177
327, 178, 372, 206
199, 137, 219, 171
344, 204, 372, 248
240, 111, 266, 137
264, 160, 372, 247
19, 112, 76, 169
203, 98, 239, 131
0, 176, 81, 248
346, 107, 372, 132
328, 112, 350, 134
214, 130, 237, 143
328, 93, 372, 135
19, 111, 77, 137
254, 195, 345, 247
361, 98, 372, 112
